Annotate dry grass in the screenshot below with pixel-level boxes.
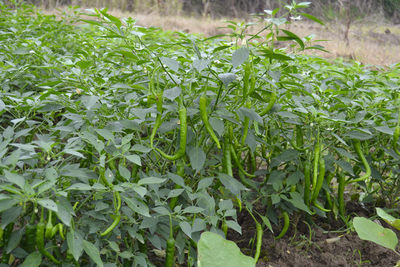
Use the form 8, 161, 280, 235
45, 7, 400, 66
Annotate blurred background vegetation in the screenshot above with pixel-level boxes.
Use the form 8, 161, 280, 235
7, 0, 400, 23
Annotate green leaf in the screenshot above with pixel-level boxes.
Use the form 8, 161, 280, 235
288, 192, 312, 214
225, 220, 242, 234
6, 228, 24, 253
67, 231, 84, 261
4, 170, 25, 189
83, 240, 104, 267
279, 30, 305, 50
188, 146, 206, 173
161, 57, 180, 72
218, 174, 247, 197
163, 86, 181, 101
353, 217, 398, 251
218, 73, 236, 87
126, 154, 141, 166
38, 199, 58, 212
123, 196, 150, 217
193, 59, 210, 72
66, 183, 92, 191
20, 251, 42, 267
138, 177, 166, 185
300, 12, 324, 25
232, 47, 249, 69
0, 199, 19, 213
198, 232, 255, 267
179, 221, 192, 238
376, 208, 400, 230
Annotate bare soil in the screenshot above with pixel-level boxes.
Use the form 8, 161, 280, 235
229, 208, 399, 267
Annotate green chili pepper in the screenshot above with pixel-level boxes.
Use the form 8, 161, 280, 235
304, 161, 311, 206
23, 213, 37, 253
275, 211, 289, 240
241, 101, 251, 146
45, 211, 53, 240
348, 139, 371, 183
165, 216, 175, 267
260, 88, 277, 116
0, 227, 3, 247
393, 124, 400, 156
36, 209, 61, 265
311, 156, 325, 204
254, 222, 263, 263
230, 145, 256, 178
114, 191, 121, 212
150, 92, 164, 149
199, 95, 221, 149
100, 213, 121, 237
312, 135, 321, 190
296, 125, 304, 148
221, 220, 228, 237
223, 135, 233, 177
155, 106, 187, 161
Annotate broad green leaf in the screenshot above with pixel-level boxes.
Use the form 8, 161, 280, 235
231, 47, 249, 69
182, 206, 204, 214
218, 174, 246, 197
353, 217, 398, 251
163, 86, 181, 101
20, 251, 42, 267
376, 208, 400, 230
83, 240, 104, 267
0, 199, 19, 213
188, 146, 206, 173
288, 192, 312, 214
193, 59, 210, 72
66, 183, 92, 191
67, 231, 84, 261
138, 177, 166, 185
6, 228, 24, 253
179, 221, 192, 238
38, 199, 58, 212
131, 144, 151, 153
123, 196, 150, 217
161, 57, 180, 72
126, 154, 141, 166
225, 220, 242, 234
4, 170, 25, 189
278, 30, 305, 50
300, 12, 324, 25
218, 73, 236, 87
198, 232, 255, 267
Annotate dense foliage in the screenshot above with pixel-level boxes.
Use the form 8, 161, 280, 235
0, 2, 399, 266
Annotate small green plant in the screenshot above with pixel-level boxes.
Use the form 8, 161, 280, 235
353, 208, 400, 266
197, 232, 255, 267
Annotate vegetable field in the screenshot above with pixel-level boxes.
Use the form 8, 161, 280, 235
0, 2, 400, 267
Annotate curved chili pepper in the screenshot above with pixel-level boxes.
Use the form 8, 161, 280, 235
260, 88, 277, 116
275, 211, 289, 240
254, 222, 263, 263
155, 106, 187, 161
36, 209, 61, 265
100, 214, 121, 237
348, 139, 371, 183
199, 95, 221, 149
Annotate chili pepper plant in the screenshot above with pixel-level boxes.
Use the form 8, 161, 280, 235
0, 1, 399, 266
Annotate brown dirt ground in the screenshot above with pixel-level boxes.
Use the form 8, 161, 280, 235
229, 207, 399, 267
